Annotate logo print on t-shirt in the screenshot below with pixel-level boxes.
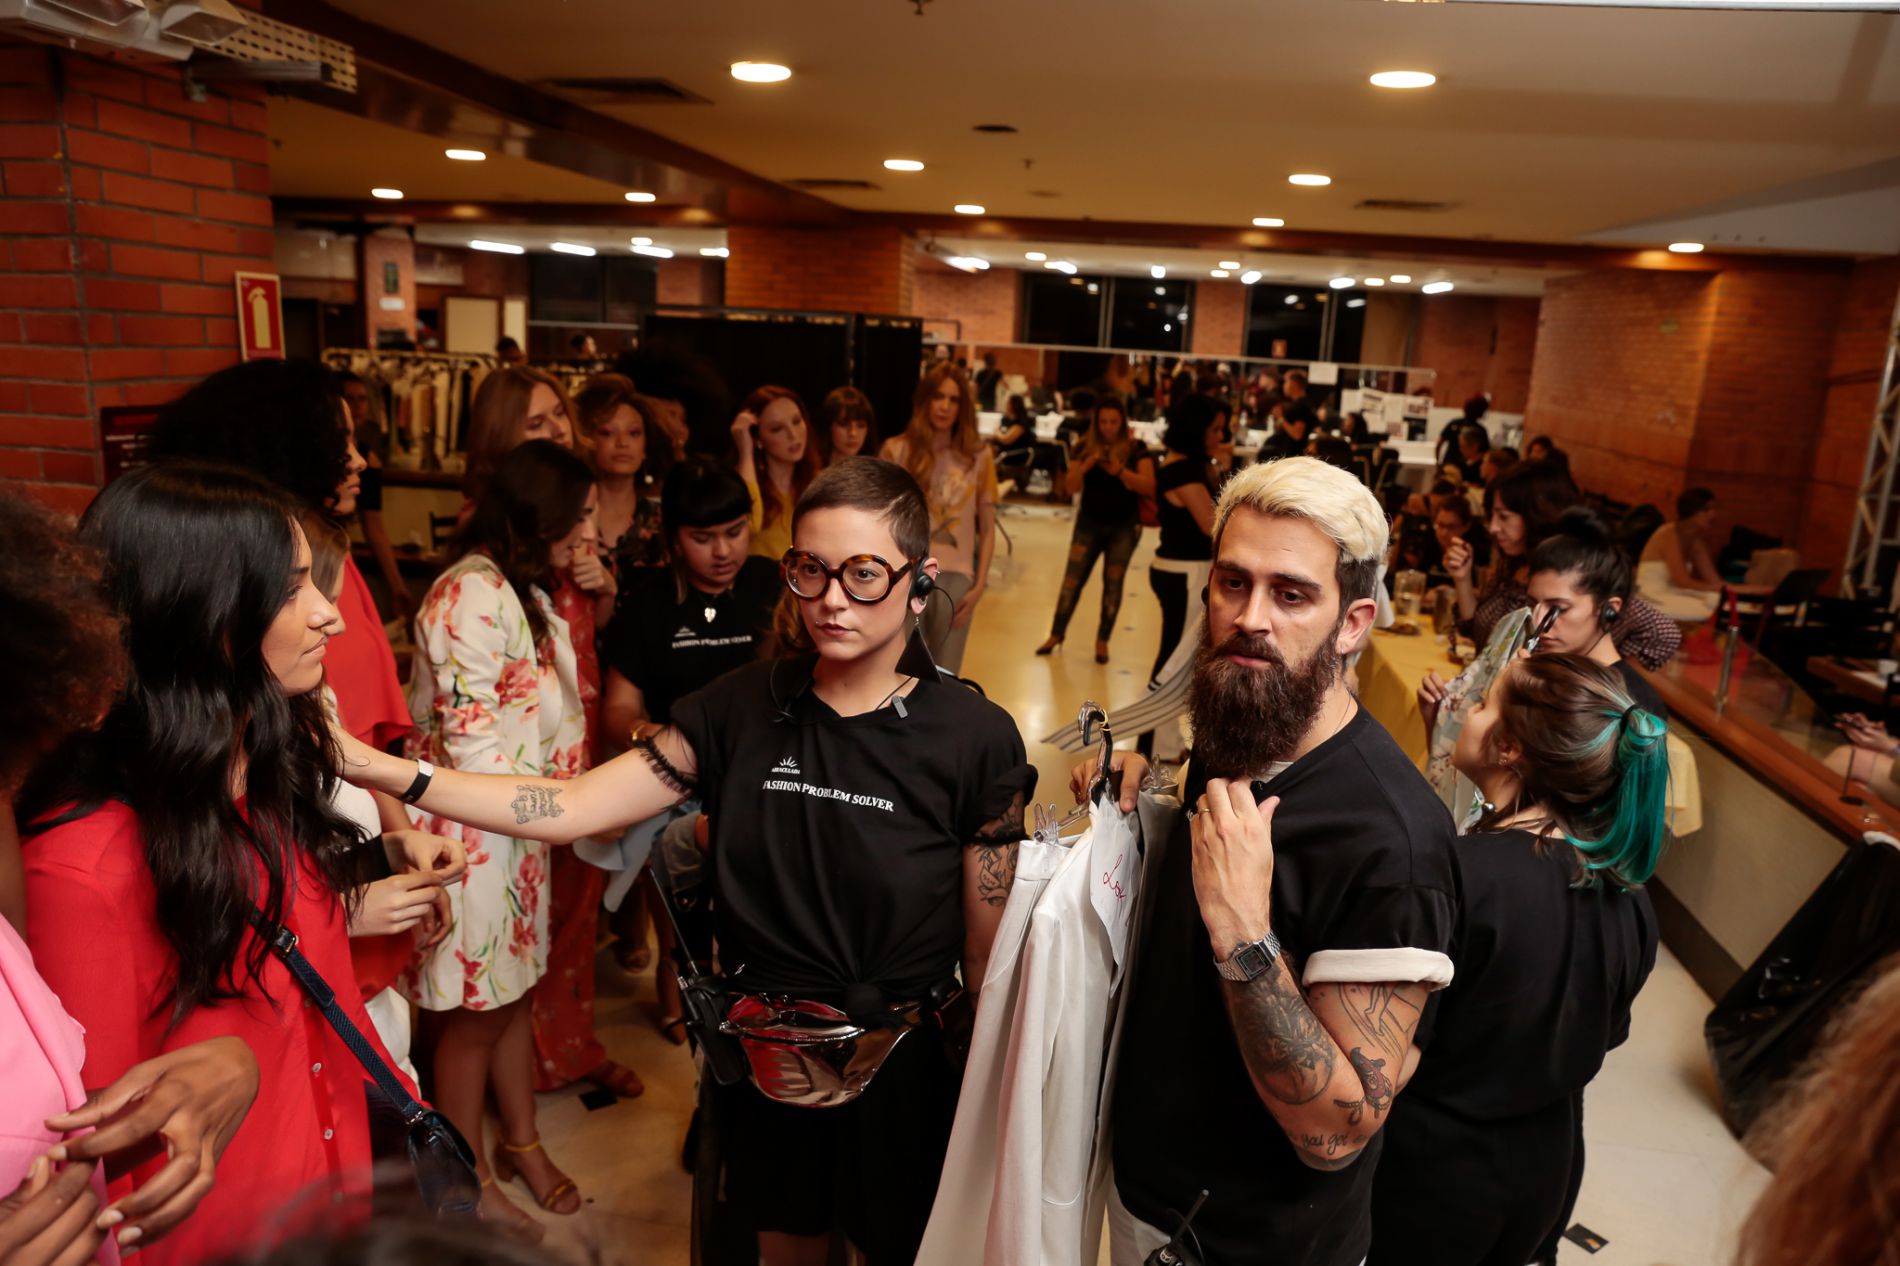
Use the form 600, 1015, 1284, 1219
674, 625, 696, 640
773, 756, 800, 775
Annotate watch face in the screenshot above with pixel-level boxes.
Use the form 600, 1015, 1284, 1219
1235, 943, 1269, 978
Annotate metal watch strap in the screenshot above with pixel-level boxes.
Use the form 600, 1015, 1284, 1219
399, 758, 434, 805
1214, 931, 1283, 982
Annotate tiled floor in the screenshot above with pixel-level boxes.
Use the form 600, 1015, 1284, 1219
516, 501, 1767, 1265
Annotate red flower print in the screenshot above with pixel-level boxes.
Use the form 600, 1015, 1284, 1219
496, 658, 539, 708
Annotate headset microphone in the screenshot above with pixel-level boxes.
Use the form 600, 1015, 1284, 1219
910, 570, 937, 603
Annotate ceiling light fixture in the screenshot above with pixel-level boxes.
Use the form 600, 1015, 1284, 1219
1288, 173, 1332, 187
1150, 264, 1166, 279
631, 236, 652, 245
444, 148, 486, 162
1211, 269, 1230, 279
1329, 277, 1356, 289
1154, 286, 1166, 296
1346, 298, 1367, 308
1044, 260, 1077, 274
370, 187, 403, 200
469, 239, 523, 254
953, 203, 986, 215
1390, 274, 1412, 283
1422, 281, 1455, 294
1364, 277, 1386, 287
1025, 251, 1047, 262
624, 191, 657, 203
883, 158, 925, 172
1070, 277, 1083, 286
1668, 242, 1705, 253
549, 242, 596, 256
1219, 260, 1241, 270
945, 256, 990, 272
700, 246, 730, 258
631, 244, 675, 258
730, 61, 791, 83
1251, 217, 1284, 228
1284, 294, 1299, 305
1240, 270, 1263, 285
1370, 70, 1436, 89
1086, 284, 1099, 294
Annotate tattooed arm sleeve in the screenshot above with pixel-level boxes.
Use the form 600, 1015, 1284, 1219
1219, 959, 1430, 1171
959, 789, 1027, 996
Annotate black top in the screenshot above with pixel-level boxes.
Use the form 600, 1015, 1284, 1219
1077, 445, 1148, 523
672, 658, 1035, 1015
1114, 707, 1460, 1266
604, 556, 779, 724
1615, 658, 1669, 723
1154, 458, 1214, 561
1261, 428, 1306, 463
357, 463, 384, 514
1403, 829, 1657, 1120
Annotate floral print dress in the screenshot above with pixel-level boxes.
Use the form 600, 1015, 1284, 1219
400, 552, 587, 1012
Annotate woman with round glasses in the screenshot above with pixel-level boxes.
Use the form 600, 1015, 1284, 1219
334, 456, 1032, 1265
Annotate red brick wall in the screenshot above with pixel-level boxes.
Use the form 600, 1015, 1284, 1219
1413, 295, 1541, 415
725, 224, 915, 314
910, 262, 1020, 345
1524, 271, 1719, 514
0, 41, 273, 512
657, 256, 722, 308
1798, 257, 1900, 587
457, 247, 529, 298
359, 231, 416, 345
1191, 280, 1247, 358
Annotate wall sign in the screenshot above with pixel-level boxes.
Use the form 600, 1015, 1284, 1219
100, 405, 162, 484
233, 271, 284, 362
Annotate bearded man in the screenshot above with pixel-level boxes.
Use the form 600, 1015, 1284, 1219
1100, 457, 1461, 1266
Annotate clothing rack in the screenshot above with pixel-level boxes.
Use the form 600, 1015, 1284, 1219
323, 348, 497, 474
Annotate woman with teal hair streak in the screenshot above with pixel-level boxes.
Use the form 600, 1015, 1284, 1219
1368, 653, 1667, 1266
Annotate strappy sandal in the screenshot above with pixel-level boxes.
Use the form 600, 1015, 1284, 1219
582, 1059, 645, 1099
492, 1138, 581, 1216
478, 1176, 547, 1243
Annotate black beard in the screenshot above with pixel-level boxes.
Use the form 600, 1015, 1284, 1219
1187, 629, 1340, 777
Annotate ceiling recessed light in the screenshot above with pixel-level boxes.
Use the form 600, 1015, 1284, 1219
1668, 242, 1705, 253
700, 246, 730, 258
1389, 273, 1412, 283
1284, 294, 1298, 304
1163, 323, 1173, 332
1218, 260, 1241, 270
1422, 281, 1455, 294
1025, 251, 1047, 262
1364, 277, 1386, 287
1045, 260, 1077, 274
444, 148, 486, 162
624, 191, 657, 203
1370, 70, 1436, 89
730, 61, 791, 83
1329, 277, 1356, 289
1211, 269, 1230, 279
1251, 217, 1284, 228
1240, 270, 1263, 285
1346, 298, 1367, 308
883, 158, 925, 172
953, 203, 986, 215
1150, 265, 1166, 279
370, 187, 403, 200
469, 239, 523, 254
945, 256, 990, 272
631, 244, 674, 258
631, 236, 652, 245
1289, 173, 1331, 187
1070, 277, 1083, 285
1086, 283, 1099, 294
1154, 285, 1166, 296
549, 242, 596, 256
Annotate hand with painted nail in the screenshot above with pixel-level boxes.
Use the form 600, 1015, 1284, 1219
45, 1036, 259, 1250
0, 1153, 107, 1266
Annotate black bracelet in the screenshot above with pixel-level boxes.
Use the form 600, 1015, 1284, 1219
633, 734, 696, 796
399, 758, 435, 805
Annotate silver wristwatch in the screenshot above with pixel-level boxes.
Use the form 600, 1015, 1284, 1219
1214, 932, 1283, 982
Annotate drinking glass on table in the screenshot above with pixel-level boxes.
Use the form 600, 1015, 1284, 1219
1394, 569, 1426, 619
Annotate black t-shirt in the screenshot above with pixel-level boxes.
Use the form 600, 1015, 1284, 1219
1615, 658, 1669, 724
604, 557, 780, 725
1079, 445, 1148, 523
357, 463, 384, 514
1261, 429, 1306, 462
1404, 830, 1657, 1120
1155, 459, 1213, 561
671, 658, 1035, 1013
1114, 708, 1459, 1266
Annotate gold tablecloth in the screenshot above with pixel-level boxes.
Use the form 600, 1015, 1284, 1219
1355, 629, 1703, 836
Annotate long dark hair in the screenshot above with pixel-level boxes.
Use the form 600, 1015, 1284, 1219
1164, 392, 1226, 471
17, 462, 369, 1025
453, 439, 594, 653
148, 360, 351, 514
1528, 507, 1633, 614
1485, 458, 1582, 559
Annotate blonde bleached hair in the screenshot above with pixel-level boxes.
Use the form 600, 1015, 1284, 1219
1214, 456, 1390, 606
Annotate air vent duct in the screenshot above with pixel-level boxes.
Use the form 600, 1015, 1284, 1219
1355, 198, 1458, 213
538, 77, 709, 105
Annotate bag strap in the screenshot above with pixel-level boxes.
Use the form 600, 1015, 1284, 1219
251, 914, 428, 1126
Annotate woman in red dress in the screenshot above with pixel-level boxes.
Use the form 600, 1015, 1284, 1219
17, 464, 464, 1266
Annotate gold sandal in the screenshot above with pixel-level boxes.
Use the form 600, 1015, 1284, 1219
493, 1138, 581, 1216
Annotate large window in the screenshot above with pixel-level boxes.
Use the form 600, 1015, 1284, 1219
529, 255, 657, 326
1022, 271, 1105, 346
1109, 278, 1191, 353
1244, 285, 1367, 362
1022, 273, 1192, 352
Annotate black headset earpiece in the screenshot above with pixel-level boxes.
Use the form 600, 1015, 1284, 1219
1200, 584, 1210, 607
910, 570, 936, 604
1602, 600, 1621, 628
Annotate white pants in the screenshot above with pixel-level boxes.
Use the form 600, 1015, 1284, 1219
363, 986, 418, 1084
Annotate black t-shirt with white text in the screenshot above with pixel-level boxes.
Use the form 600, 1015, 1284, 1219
671, 658, 1035, 1014
604, 556, 780, 725
1113, 707, 1460, 1266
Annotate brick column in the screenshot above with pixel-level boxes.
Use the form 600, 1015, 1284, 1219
724, 224, 916, 315
1189, 280, 1247, 359
360, 229, 417, 346
0, 40, 274, 512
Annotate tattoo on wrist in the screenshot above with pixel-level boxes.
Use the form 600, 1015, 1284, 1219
633, 733, 696, 796
510, 785, 564, 825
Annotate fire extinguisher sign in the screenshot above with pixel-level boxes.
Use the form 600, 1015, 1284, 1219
233, 272, 285, 362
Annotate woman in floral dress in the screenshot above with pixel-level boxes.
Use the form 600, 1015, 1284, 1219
403, 439, 593, 1238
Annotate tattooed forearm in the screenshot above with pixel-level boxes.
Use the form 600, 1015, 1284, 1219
1221, 955, 1337, 1105
973, 839, 1017, 907
1296, 1130, 1369, 1170
1333, 1048, 1398, 1125
510, 784, 564, 825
